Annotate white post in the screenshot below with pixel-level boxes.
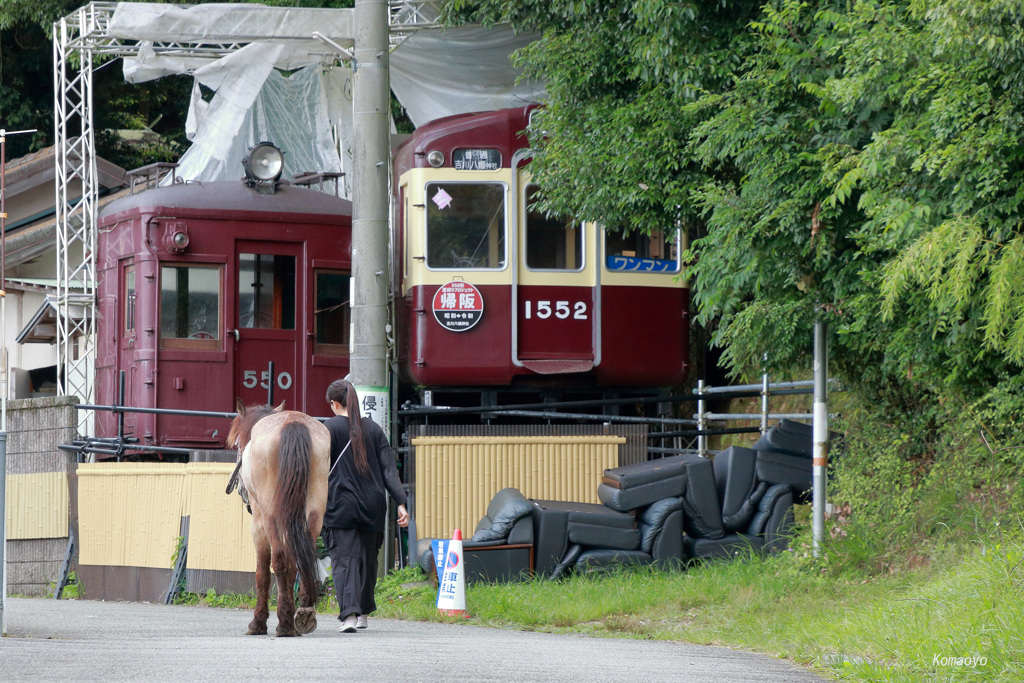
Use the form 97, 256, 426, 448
812, 319, 829, 558
760, 353, 769, 435
697, 379, 706, 457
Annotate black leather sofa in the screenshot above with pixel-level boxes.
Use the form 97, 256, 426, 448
417, 438, 809, 581
417, 487, 535, 584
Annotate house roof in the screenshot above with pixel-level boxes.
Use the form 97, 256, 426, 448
16, 293, 89, 345
3, 185, 134, 270
4, 144, 128, 197
3, 145, 131, 270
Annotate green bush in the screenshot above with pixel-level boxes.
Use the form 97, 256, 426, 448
827, 376, 1024, 574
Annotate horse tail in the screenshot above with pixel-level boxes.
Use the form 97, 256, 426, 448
275, 421, 318, 596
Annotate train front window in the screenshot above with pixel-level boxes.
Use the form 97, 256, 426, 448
238, 254, 296, 329
314, 270, 350, 356
525, 184, 583, 270
605, 228, 680, 273
425, 182, 506, 269
160, 265, 222, 347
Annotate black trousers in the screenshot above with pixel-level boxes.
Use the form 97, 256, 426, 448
323, 526, 383, 618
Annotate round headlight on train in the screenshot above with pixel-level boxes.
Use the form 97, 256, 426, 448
426, 150, 445, 168
243, 142, 284, 183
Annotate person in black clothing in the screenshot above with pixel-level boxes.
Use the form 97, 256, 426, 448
323, 378, 410, 633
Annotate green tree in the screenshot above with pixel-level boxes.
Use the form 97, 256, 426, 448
443, 0, 1024, 406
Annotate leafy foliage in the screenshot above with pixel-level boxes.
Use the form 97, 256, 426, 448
442, 0, 1024, 405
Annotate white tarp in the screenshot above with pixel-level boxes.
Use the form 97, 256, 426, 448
109, 2, 543, 194
109, 2, 354, 45
390, 26, 543, 128
176, 60, 346, 188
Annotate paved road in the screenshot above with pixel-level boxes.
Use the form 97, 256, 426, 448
0, 598, 824, 682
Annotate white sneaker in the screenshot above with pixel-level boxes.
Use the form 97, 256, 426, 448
356, 615, 368, 630
339, 614, 358, 633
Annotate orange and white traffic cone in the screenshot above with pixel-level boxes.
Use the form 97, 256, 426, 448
436, 529, 469, 617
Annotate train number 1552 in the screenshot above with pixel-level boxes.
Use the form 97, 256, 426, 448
523, 300, 588, 320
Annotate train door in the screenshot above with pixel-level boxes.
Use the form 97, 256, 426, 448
233, 241, 303, 409
118, 260, 138, 406
513, 173, 598, 374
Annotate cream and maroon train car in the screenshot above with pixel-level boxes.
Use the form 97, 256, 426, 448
92, 108, 689, 452
393, 107, 689, 389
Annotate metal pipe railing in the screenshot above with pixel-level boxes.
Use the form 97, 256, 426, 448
698, 412, 814, 421
75, 404, 239, 419
695, 379, 826, 394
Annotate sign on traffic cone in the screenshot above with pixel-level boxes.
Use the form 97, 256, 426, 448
436, 529, 469, 617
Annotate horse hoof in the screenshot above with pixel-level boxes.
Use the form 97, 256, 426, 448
275, 624, 300, 637
245, 622, 267, 636
295, 607, 318, 635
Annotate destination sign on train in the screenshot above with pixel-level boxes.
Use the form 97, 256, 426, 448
432, 280, 484, 332
453, 148, 501, 171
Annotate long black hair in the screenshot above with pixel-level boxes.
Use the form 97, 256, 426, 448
325, 379, 371, 477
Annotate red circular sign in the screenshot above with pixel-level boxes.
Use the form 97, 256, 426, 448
432, 281, 484, 332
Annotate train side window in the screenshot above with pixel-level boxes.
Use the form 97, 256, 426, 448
238, 254, 296, 329
604, 229, 680, 273
524, 184, 582, 270
159, 265, 222, 349
124, 265, 136, 334
314, 270, 350, 357
425, 182, 506, 269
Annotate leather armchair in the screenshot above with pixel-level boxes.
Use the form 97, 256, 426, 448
680, 446, 795, 560
572, 496, 685, 574
418, 487, 535, 584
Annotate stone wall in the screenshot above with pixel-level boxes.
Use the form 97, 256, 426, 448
5, 396, 78, 597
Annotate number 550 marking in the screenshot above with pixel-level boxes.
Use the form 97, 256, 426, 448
242, 370, 293, 390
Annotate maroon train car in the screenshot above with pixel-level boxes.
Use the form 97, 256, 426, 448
95, 179, 352, 450
392, 106, 689, 388
94, 107, 689, 452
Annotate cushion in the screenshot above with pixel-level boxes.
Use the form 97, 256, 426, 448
602, 453, 697, 489
683, 534, 765, 560
470, 488, 533, 543
680, 457, 725, 539
753, 419, 814, 458
713, 447, 762, 530
598, 475, 688, 512
755, 450, 812, 495
747, 484, 793, 538
575, 549, 654, 572
638, 497, 684, 555
532, 499, 639, 551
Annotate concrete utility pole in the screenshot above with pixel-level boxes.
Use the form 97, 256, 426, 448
349, 0, 391, 389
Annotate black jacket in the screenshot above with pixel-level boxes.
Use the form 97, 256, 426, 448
323, 415, 407, 530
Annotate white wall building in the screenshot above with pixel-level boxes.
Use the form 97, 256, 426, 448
3, 146, 127, 398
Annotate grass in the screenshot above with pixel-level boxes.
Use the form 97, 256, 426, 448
158, 434, 1024, 681
95, 516, 1020, 681
370, 520, 1024, 682
158, 502, 1023, 681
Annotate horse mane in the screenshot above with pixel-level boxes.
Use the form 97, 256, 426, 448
228, 403, 277, 452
